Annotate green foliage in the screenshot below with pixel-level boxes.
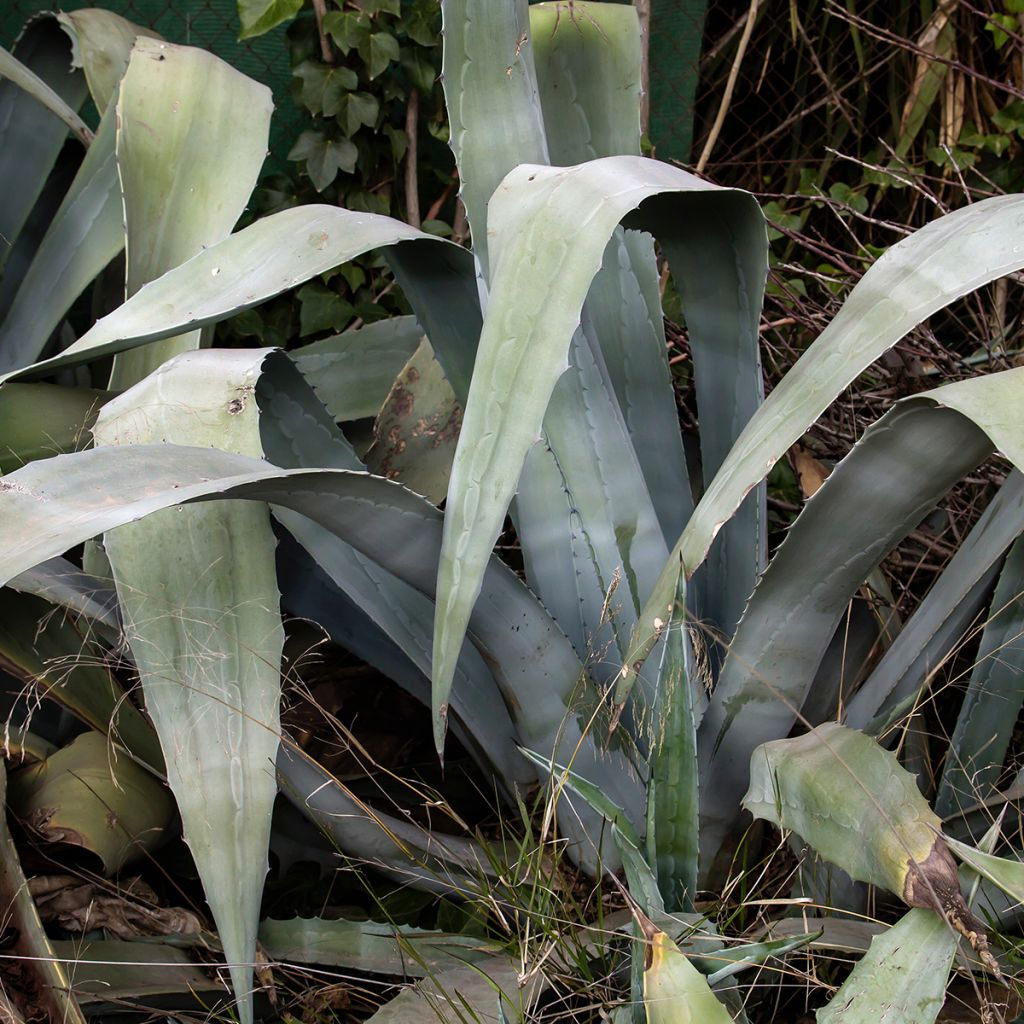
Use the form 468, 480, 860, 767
233, 0, 450, 343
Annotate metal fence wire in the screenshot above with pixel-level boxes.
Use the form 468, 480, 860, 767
4, 1, 1002, 188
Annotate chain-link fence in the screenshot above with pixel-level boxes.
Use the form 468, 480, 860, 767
6, 0, 985, 191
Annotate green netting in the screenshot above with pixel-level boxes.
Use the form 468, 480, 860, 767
1, 0, 298, 172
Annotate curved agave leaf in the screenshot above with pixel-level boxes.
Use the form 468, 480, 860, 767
0, 42, 91, 148
531, 1, 694, 554
814, 820, 1003, 1024
936, 532, 1024, 818
0, 10, 150, 370
8, 556, 118, 633
743, 724, 958, 908
0, 208, 470, 387
57, 8, 161, 112
433, 154, 765, 752
630, 193, 1024, 694
0, 443, 644, 874
443, 0, 672, 690
0, 105, 122, 373
696, 371, 1024, 877
276, 742, 493, 896
254, 348, 528, 785
108, 38, 273, 388
0, 15, 88, 277
845, 470, 1024, 731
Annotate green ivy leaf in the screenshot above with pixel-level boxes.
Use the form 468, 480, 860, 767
383, 124, 408, 162
401, 47, 436, 93
985, 12, 1016, 48
335, 91, 380, 136
288, 130, 358, 190
359, 32, 400, 80
363, 0, 402, 14
293, 61, 358, 115
297, 281, 355, 336
402, 4, 438, 47
336, 263, 366, 291
237, 0, 303, 39
321, 10, 371, 55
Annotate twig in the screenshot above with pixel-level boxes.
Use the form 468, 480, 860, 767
312, 0, 334, 65
404, 88, 420, 229
696, 0, 760, 173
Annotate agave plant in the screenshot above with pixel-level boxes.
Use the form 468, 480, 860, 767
0, 2, 1023, 1022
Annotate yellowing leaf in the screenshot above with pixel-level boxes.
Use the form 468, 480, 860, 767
643, 930, 733, 1024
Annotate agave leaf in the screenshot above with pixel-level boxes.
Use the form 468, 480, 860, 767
697, 372, 1024, 876
0, 208, 468, 387
815, 909, 956, 1024
530, 2, 643, 164
0, 43, 91, 148
743, 723, 987, 952
0, 382, 108, 471
94, 357, 284, 1024
0, 10, 155, 369
107, 38, 273, 388
365, 337, 461, 504
845, 471, 1024, 732
520, 745, 662, 912
643, 929, 733, 1024
0, 101, 122, 373
945, 834, 1024, 905
50, 939, 220, 1007
291, 315, 424, 422
647, 564, 699, 912
530, 1, 695, 555
259, 916, 498, 976
699, 931, 819, 986
0, 588, 160, 767
440, 0, 547, 276
0, 760, 88, 1024
9, 730, 173, 873
442, 0, 670, 689
526, 326, 669, 680
433, 154, 765, 750
631, 193, 1024, 696
815, 819, 1003, 1023
57, 8, 161, 111
254, 348, 528, 786
936, 532, 1024, 818
0, 16, 88, 274
365, 954, 543, 1024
